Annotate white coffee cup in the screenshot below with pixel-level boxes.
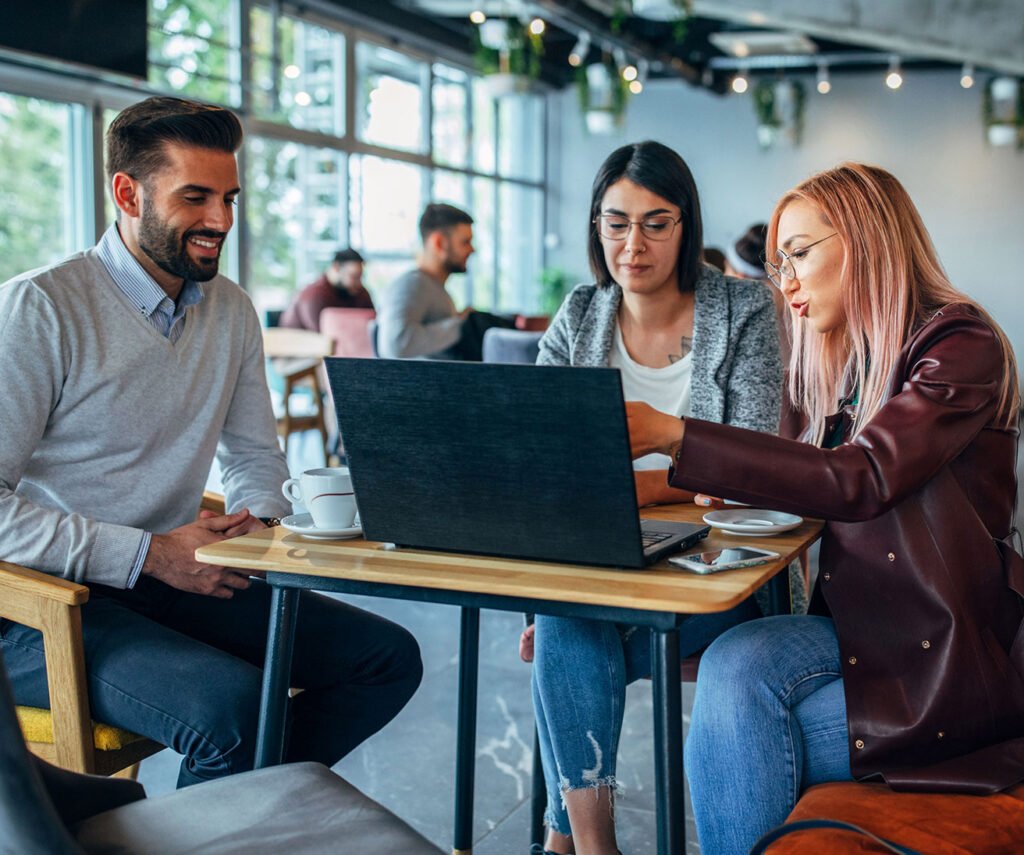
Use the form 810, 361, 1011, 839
282, 467, 357, 530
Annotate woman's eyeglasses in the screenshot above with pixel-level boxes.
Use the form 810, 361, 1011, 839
594, 214, 683, 242
764, 233, 837, 288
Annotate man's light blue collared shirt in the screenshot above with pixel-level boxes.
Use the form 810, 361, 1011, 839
96, 226, 206, 587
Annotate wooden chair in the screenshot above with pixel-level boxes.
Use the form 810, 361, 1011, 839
0, 491, 227, 779
262, 327, 334, 461
0, 569, 163, 778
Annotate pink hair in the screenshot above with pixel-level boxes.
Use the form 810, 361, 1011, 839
767, 163, 1019, 444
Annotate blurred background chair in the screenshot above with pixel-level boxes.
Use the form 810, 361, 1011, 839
0, 647, 443, 855
262, 327, 333, 462
481, 327, 544, 365
319, 307, 377, 358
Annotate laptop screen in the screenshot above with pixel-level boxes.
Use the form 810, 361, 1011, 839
325, 358, 648, 567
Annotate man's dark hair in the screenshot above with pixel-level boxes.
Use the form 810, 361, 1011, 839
105, 96, 243, 186
587, 140, 704, 294
333, 248, 364, 265
419, 203, 473, 243
734, 223, 769, 268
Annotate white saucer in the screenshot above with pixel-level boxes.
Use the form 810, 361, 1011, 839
281, 513, 362, 540
702, 509, 803, 536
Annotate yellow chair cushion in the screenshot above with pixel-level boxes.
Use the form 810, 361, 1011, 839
16, 705, 147, 751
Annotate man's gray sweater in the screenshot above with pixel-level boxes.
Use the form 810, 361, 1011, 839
0, 246, 290, 588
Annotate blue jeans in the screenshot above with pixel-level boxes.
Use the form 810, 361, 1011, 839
685, 615, 853, 855
531, 597, 761, 836
0, 576, 422, 787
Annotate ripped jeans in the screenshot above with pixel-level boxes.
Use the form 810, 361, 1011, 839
531, 597, 761, 835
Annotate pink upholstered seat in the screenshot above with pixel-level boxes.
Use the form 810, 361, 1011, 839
319, 307, 376, 358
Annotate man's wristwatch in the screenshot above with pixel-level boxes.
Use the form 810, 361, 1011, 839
258, 516, 282, 528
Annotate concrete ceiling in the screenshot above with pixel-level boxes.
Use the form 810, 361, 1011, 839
681, 0, 1024, 76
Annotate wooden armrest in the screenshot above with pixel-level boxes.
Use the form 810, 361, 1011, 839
199, 490, 226, 515
0, 560, 94, 769
0, 561, 89, 615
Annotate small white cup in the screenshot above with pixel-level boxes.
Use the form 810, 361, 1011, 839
282, 467, 357, 530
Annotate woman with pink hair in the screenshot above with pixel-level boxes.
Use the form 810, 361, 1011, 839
629, 162, 1023, 855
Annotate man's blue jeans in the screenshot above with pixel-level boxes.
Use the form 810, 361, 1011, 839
685, 615, 853, 855
531, 597, 761, 835
0, 576, 422, 787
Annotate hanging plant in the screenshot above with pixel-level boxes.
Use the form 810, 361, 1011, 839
982, 76, 1024, 149
630, 0, 694, 42
473, 18, 543, 96
575, 52, 631, 134
752, 79, 806, 148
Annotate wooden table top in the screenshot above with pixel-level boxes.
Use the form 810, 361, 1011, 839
196, 504, 823, 615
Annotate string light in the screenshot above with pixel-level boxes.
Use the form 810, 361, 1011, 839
469, 10, 485, 24
283, 64, 300, 79
529, 17, 545, 35
622, 65, 638, 82
732, 74, 749, 94
960, 63, 975, 89
885, 56, 903, 89
816, 63, 831, 94
629, 80, 643, 94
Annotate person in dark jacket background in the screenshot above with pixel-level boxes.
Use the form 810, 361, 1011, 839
628, 162, 1023, 855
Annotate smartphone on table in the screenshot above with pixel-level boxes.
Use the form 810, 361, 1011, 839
668, 546, 780, 574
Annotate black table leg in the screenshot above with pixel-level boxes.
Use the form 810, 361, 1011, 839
530, 725, 546, 846
652, 628, 684, 855
454, 606, 480, 855
767, 565, 793, 616
255, 585, 299, 769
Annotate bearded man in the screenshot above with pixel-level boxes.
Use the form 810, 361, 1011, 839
377, 202, 512, 360
0, 96, 421, 787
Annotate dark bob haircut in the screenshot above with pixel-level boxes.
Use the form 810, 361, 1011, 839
106, 96, 243, 187
587, 140, 704, 293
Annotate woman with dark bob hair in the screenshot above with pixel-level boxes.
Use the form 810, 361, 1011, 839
629, 162, 1023, 854
525, 140, 796, 855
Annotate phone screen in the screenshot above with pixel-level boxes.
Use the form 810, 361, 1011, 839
688, 547, 771, 567
669, 546, 778, 573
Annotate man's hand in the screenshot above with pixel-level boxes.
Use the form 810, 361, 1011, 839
458, 306, 474, 321
625, 401, 685, 460
143, 510, 262, 598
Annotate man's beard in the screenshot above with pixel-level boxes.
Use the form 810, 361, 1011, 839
444, 252, 467, 274
138, 199, 224, 283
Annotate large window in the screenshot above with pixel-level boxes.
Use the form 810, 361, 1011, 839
0, 1, 546, 315
0, 93, 86, 284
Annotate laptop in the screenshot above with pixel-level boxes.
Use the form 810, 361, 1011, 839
324, 358, 710, 569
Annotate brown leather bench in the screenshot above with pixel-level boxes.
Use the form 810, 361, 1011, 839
764, 780, 1024, 854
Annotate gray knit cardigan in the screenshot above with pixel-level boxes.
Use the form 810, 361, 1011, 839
538, 264, 808, 614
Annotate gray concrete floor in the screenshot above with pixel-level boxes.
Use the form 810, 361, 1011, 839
137, 430, 703, 853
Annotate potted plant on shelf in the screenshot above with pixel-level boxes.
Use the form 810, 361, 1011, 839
752, 79, 806, 149
474, 18, 543, 98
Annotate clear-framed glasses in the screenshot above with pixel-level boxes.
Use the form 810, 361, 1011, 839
764, 233, 838, 288
594, 214, 683, 242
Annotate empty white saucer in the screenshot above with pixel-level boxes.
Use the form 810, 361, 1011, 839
281, 513, 362, 540
702, 509, 803, 536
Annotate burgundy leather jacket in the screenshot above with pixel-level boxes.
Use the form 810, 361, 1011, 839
671, 304, 1024, 793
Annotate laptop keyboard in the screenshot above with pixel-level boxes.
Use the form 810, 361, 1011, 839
641, 530, 675, 548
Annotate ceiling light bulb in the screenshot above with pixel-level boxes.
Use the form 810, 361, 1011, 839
622, 65, 638, 82
816, 63, 830, 94
960, 63, 975, 88
568, 31, 590, 68
733, 42, 750, 58
629, 80, 643, 94
732, 74, 748, 94
294, 91, 312, 106
529, 18, 545, 35
469, 10, 485, 24
886, 57, 902, 90
283, 64, 300, 79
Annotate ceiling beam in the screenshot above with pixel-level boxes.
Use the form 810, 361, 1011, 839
688, 0, 1024, 76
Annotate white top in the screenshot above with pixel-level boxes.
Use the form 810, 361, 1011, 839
608, 325, 692, 471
